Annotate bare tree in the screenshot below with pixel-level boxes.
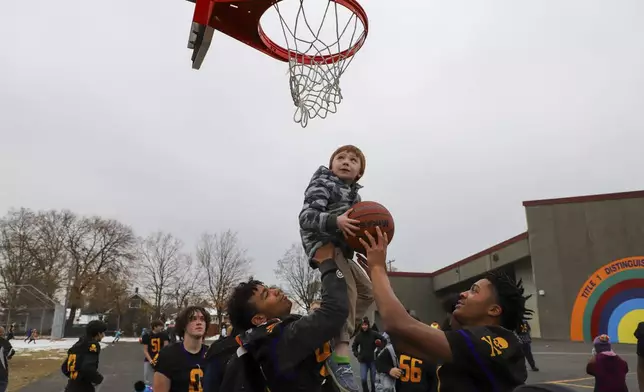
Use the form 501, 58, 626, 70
64, 216, 136, 330
85, 270, 130, 315
274, 243, 321, 312
0, 208, 38, 326
25, 210, 75, 299
168, 254, 205, 310
196, 230, 251, 326
137, 232, 186, 317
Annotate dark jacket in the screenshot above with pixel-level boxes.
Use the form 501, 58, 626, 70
0, 337, 15, 381
299, 166, 362, 266
62, 337, 103, 392
235, 258, 349, 392
352, 328, 385, 363
516, 320, 532, 344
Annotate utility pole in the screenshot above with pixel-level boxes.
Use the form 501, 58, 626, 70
387, 259, 396, 272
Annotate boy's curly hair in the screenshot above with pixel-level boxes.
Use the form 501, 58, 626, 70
227, 278, 265, 331
485, 270, 533, 331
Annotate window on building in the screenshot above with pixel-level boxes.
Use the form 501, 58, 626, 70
129, 298, 142, 309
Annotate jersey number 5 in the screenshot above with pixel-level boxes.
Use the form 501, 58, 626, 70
151, 338, 161, 353
67, 354, 79, 380
189, 368, 204, 392
399, 355, 422, 383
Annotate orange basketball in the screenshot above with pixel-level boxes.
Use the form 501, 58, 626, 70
346, 201, 395, 255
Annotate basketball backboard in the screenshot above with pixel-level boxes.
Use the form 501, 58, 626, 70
186, 0, 214, 69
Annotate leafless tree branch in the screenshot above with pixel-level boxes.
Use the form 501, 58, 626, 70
196, 230, 251, 326
274, 243, 321, 312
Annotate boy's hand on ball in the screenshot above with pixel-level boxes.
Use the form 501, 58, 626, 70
358, 226, 388, 270
337, 209, 360, 238
313, 243, 335, 264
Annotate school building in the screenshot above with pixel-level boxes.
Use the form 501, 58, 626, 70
387, 190, 644, 344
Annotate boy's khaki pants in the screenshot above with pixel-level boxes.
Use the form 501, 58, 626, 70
334, 248, 374, 342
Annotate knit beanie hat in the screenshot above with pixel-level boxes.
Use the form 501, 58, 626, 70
329, 145, 366, 180
593, 334, 616, 356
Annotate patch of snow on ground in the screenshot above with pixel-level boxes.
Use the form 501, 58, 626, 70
10, 338, 108, 353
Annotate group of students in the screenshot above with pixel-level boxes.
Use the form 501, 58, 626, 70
58, 144, 644, 392
142, 232, 537, 392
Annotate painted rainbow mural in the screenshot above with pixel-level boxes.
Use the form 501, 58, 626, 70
570, 256, 644, 343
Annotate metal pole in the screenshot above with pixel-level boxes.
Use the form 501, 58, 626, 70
40, 308, 45, 333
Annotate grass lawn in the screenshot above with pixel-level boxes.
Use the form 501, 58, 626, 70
8, 349, 67, 392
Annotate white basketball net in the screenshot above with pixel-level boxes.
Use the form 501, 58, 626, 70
271, 0, 365, 127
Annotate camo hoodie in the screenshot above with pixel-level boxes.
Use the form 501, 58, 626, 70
299, 166, 362, 266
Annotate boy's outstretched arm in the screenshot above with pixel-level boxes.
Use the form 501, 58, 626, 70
299, 174, 337, 233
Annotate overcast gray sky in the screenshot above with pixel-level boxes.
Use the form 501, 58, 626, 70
1, 0, 643, 284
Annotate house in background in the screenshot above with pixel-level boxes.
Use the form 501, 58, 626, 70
108, 288, 154, 336
67, 288, 154, 337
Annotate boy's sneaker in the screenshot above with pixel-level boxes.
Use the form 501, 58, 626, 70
325, 358, 359, 392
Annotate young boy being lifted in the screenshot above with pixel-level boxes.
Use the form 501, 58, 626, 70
300, 144, 373, 392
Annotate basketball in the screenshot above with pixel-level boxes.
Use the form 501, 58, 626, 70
346, 201, 395, 254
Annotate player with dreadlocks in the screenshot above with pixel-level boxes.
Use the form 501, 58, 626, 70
359, 227, 531, 392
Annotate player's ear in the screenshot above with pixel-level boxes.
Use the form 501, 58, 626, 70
488, 303, 502, 318
251, 314, 267, 327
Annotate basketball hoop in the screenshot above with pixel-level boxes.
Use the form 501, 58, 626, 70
187, 0, 369, 127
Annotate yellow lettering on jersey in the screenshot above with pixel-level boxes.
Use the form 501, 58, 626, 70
89, 344, 97, 352
436, 365, 442, 392
188, 368, 204, 392
315, 341, 332, 363
67, 353, 79, 380
315, 341, 332, 377
151, 338, 161, 353
399, 354, 423, 383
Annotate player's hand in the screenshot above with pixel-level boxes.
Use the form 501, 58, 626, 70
389, 368, 403, 379
358, 226, 388, 271
337, 209, 360, 238
312, 243, 335, 264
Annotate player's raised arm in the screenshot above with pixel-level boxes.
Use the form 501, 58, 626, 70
359, 228, 453, 363
273, 243, 349, 371
299, 167, 336, 232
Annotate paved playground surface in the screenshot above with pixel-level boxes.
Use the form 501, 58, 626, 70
521, 339, 639, 390
17, 338, 640, 391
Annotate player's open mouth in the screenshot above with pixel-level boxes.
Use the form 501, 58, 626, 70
455, 301, 464, 308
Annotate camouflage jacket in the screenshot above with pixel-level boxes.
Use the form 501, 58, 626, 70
299, 166, 362, 266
